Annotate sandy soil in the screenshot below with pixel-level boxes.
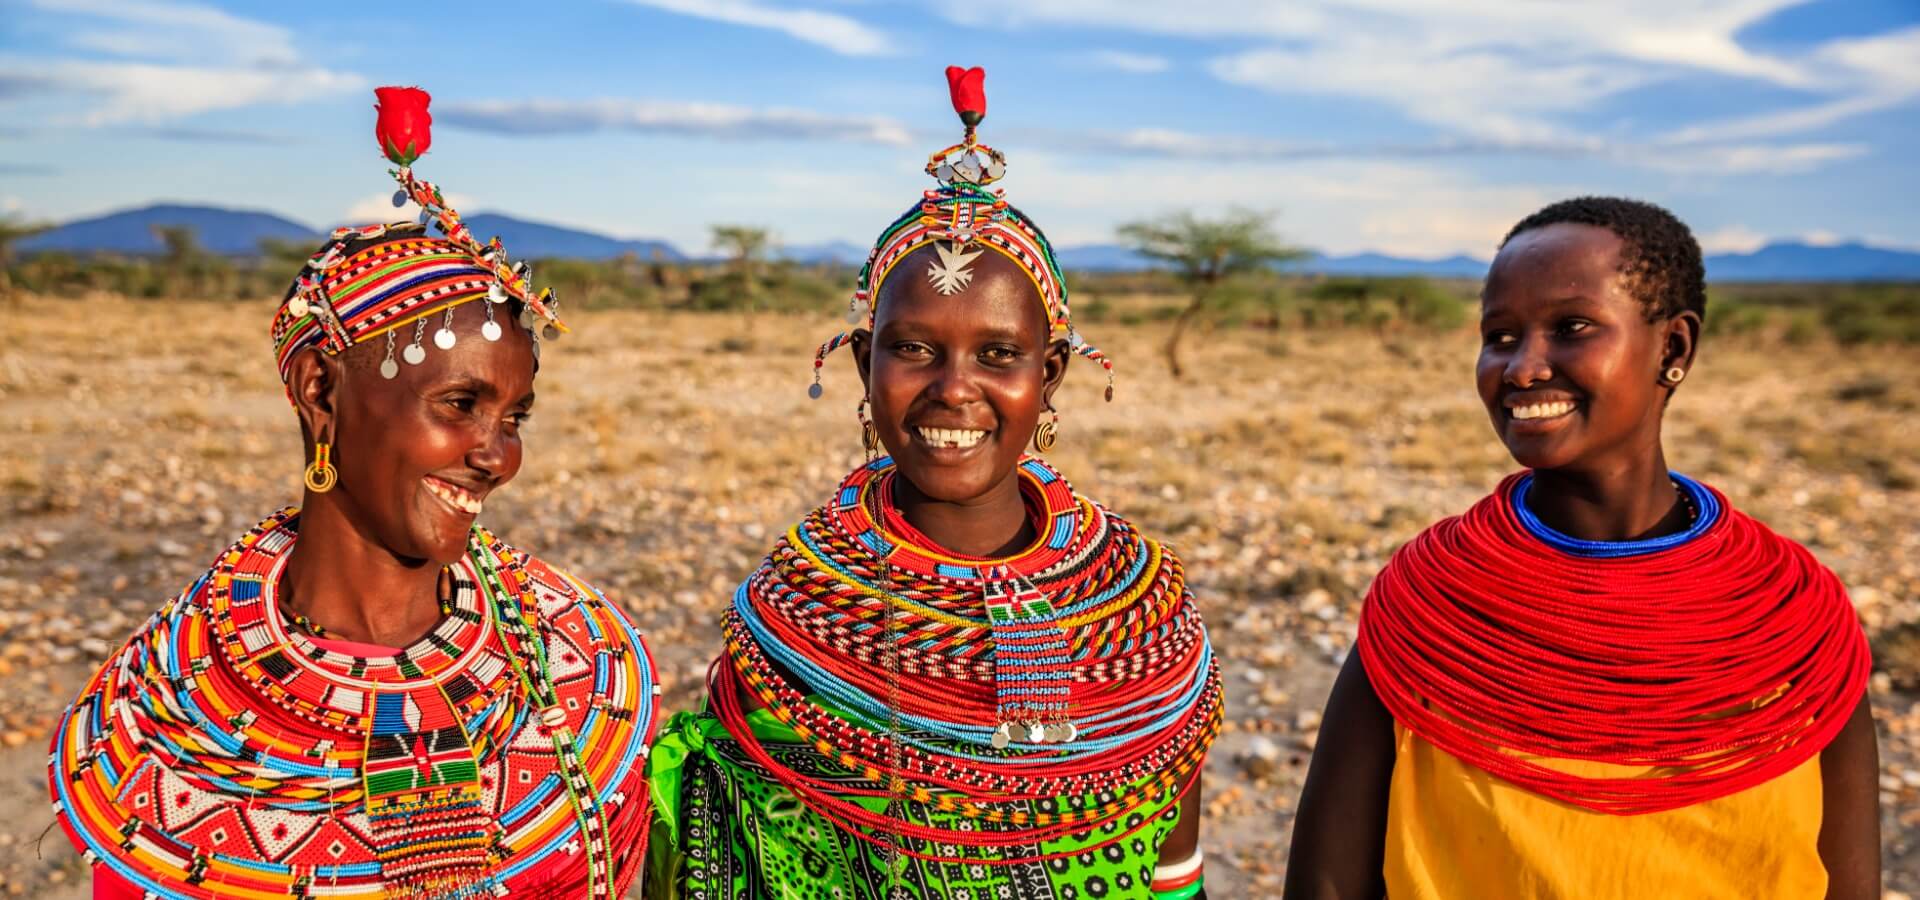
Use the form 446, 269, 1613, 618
3, 297, 1916, 898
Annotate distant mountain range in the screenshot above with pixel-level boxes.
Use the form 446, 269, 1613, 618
1057, 244, 1494, 277
17, 204, 1920, 282
17, 204, 683, 262
17, 204, 318, 257
453, 213, 682, 262
1058, 242, 1920, 281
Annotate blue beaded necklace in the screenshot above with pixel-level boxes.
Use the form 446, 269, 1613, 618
1511, 471, 1720, 558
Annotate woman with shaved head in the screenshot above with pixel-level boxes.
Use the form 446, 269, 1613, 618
648, 68, 1224, 900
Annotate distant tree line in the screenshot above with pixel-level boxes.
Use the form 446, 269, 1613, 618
3, 217, 1914, 346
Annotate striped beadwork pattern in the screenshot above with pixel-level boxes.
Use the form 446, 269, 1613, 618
271, 237, 496, 384
708, 456, 1223, 863
48, 510, 660, 898
810, 115, 1117, 399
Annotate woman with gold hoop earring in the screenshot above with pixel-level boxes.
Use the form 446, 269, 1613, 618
48, 88, 661, 899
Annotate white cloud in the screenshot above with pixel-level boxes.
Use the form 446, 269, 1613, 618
937, 0, 1909, 172
1080, 50, 1171, 74
35, 0, 300, 66
622, 0, 892, 56
1018, 124, 1860, 176
1799, 230, 1845, 247
937, 2, 1326, 40
343, 191, 480, 226
1662, 26, 1920, 144
1697, 225, 1769, 254
1, 58, 362, 125
439, 98, 915, 146
2, 0, 361, 126
1004, 152, 1559, 257
1208, 41, 1644, 143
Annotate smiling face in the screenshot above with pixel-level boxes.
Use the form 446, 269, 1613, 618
1477, 222, 1696, 473
852, 244, 1068, 505
291, 298, 536, 564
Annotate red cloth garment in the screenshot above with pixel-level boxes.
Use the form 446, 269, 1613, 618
1358, 472, 1871, 815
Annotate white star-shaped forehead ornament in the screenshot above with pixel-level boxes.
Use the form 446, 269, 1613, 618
927, 240, 984, 295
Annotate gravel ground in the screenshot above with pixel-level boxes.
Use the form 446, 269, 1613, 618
3, 296, 1916, 897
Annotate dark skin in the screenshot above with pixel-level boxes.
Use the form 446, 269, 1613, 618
739, 246, 1205, 880
282, 299, 536, 648
1285, 223, 1880, 899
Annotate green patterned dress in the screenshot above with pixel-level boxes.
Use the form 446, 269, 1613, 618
647, 707, 1184, 900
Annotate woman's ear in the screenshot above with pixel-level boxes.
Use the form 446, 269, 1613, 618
287, 348, 342, 448
1662, 310, 1702, 378
849, 327, 874, 396
1040, 337, 1072, 407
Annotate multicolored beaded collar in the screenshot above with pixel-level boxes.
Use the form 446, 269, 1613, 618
714, 455, 1222, 863
50, 510, 660, 897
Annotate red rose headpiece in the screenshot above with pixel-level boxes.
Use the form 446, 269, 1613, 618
271, 86, 568, 394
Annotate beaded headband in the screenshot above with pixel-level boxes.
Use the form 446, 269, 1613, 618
810, 66, 1114, 402
271, 86, 567, 391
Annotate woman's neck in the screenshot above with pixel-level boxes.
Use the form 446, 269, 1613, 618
281, 494, 447, 647
1527, 448, 1689, 543
892, 470, 1035, 558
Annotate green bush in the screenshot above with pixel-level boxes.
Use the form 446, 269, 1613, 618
1302, 276, 1468, 329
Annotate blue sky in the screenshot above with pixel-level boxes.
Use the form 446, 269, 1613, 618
1, 0, 1916, 258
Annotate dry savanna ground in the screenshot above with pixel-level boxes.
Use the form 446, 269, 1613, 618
2, 296, 1917, 898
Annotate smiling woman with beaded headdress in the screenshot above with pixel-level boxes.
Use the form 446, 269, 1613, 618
47, 87, 660, 899
646, 67, 1224, 900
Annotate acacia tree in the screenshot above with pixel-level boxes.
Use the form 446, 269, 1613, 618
711, 225, 771, 280
1116, 209, 1307, 378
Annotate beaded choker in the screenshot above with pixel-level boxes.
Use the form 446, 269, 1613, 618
1511, 471, 1721, 558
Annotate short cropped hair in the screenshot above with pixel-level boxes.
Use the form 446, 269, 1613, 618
1501, 196, 1706, 322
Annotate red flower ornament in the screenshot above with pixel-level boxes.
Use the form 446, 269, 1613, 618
374, 86, 432, 166
945, 66, 986, 128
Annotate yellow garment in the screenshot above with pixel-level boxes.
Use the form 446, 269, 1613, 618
1385, 725, 1827, 899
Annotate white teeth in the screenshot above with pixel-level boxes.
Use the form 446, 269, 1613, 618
914, 426, 987, 448
1511, 400, 1576, 421
425, 478, 483, 515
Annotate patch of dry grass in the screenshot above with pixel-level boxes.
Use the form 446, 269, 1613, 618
3, 295, 1918, 895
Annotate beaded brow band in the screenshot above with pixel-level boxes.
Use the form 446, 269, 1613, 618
809, 66, 1115, 403
270, 87, 569, 391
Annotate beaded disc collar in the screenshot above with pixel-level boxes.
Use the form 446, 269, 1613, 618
715, 455, 1223, 864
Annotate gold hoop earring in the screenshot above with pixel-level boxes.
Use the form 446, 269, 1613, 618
1664, 366, 1687, 385
304, 441, 337, 493
858, 399, 881, 458
1032, 408, 1059, 454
